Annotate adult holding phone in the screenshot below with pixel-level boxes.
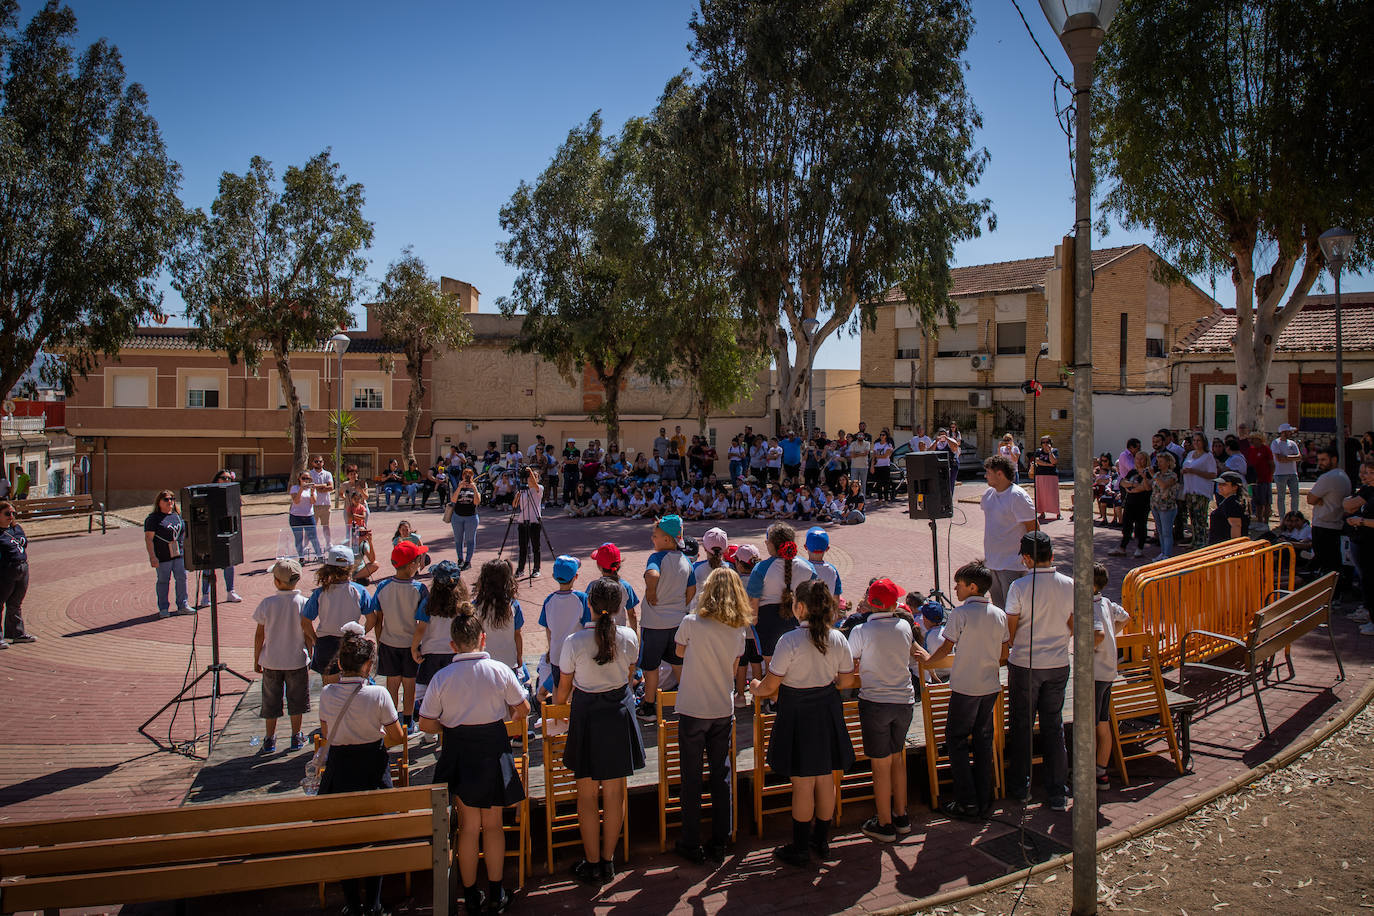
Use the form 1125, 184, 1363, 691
448, 467, 482, 570
1032, 435, 1061, 522
145, 489, 191, 618
289, 471, 323, 562
514, 466, 544, 579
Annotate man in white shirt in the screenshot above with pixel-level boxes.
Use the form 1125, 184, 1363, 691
908, 424, 933, 454
1004, 531, 1075, 811
1271, 423, 1302, 519
849, 434, 872, 495
308, 455, 335, 549
980, 455, 1037, 608
1306, 444, 1352, 595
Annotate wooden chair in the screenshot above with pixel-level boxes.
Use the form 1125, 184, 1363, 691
496, 720, 531, 888
655, 691, 738, 851
751, 695, 794, 835
918, 657, 1004, 809
540, 704, 629, 873
832, 698, 876, 821
1109, 633, 1186, 785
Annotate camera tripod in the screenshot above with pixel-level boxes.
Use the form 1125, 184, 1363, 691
497, 501, 558, 578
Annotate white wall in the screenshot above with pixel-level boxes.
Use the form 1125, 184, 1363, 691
1093, 393, 1172, 457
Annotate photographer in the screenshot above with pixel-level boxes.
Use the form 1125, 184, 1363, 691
514, 466, 545, 579
289, 472, 324, 562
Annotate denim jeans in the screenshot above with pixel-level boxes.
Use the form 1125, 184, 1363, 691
852, 465, 869, 495
1006, 663, 1069, 801
290, 513, 321, 560
156, 557, 189, 612
382, 482, 403, 508
200, 565, 236, 600
450, 513, 479, 565
1275, 473, 1300, 520
946, 690, 998, 811
677, 713, 733, 846
1153, 507, 1178, 557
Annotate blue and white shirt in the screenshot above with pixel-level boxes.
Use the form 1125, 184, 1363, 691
539, 589, 591, 668
643, 549, 696, 630
813, 560, 842, 597
746, 556, 817, 605
302, 581, 371, 637
369, 577, 430, 649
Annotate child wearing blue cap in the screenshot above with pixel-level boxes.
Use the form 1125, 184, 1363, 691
638, 515, 697, 724
540, 556, 591, 686
804, 527, 842, 599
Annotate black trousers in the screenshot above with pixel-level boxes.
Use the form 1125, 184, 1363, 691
517, 521, 542, 573
1006, 664, 1069, 801
945, 690, 998, 811
678, 713, 733, 846
1312, 526, 1348, 596
1120, 497, 1150, 549
0, 564, 28, 639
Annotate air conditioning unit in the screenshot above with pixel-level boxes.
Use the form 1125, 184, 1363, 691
968, 391, 992, 409
970, 353, 992, 370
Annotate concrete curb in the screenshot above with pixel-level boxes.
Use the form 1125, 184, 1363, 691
871, 676, 1374, 916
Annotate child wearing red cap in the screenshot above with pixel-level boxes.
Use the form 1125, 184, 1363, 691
848, 577, 915, 843
368, 539, 431, 734
591, 542, 641, 629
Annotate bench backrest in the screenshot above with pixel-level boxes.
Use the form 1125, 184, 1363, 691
1248, 572, 1336, 664
16, 494, 92, 514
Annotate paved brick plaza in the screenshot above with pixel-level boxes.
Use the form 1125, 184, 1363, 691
2, 486, 1369, 914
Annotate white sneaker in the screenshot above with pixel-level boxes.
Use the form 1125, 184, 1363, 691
1349, 609, 1371, 624
1360, 623, 1374, 636
225, 591, 244, 603
1133, 548, 1144, 558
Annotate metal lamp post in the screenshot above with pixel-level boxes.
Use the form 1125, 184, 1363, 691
1319, 227, 1355, 470
1038, 2, 1119, 913
328, 332, 350, 508
802, 317, 821, 435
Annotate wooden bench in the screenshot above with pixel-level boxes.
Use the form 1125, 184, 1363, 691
0, 784, 452, 916
1180, 572, 1344, 736
655, 690, 737, 851
14, 493, 106, 533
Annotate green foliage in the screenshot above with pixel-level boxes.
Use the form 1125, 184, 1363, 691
328, 408, 360, 451
173, 150, 372, 475
497, 113, 654, 449
674, 0, 991, 426
372, 248, 473, 464
0, 1, 185, 397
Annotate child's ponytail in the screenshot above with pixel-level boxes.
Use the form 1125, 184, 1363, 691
768, 523, 798, 620
587, 579, 621, 665
708, 547, 724, 570
795, 580, 836, 655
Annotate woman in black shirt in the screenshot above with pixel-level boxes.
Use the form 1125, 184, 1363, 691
1208, 471, 1250, 544
144, 490, 190, 617
843, 479, 866, 525
0, 500, 33, 645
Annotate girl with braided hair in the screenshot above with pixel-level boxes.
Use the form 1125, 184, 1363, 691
745, 523, 818, 669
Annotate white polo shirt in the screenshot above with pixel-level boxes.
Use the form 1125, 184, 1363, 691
303, 582, 371, 637
539, 590, 591, 666
1271, 437, 1301, 475
309, 469, 334, 507
419, 652, 526, 726
320, 678, 398, 745
1005, 567, 1075, 669
674, 614, 747, 720
769, 627, 854, 689
943, 596, 1009, 696
479, 600, 524, 669
253, 590, 310, 671
1093, 595, 1132, 681
848, 613, 916, 705
562, 625, 639, 692
414, 606, 458, 656
981, 484, 1037, 570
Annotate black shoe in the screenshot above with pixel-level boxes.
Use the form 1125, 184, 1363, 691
570, 858, 600, 885
706, 841, 732, 862
463, 887, 484, 915
9, 633, 35, 644
674, 841, 706, 864
484, 887, 510, 913
892, 812, 913, 835
941, 799, 979, 821
514, 567, 526, 578
773, 843, 811, 868
809, 819, 831, 859
636, 701, 658, 723
861, 816, 897, 842
599, 856, 617, 883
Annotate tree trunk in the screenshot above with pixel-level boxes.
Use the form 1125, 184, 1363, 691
696, 392, 708, 436
275, 347, 309, 479
401, 349, 425, 467
601, 371, 622, 454
770, 329, 808, 435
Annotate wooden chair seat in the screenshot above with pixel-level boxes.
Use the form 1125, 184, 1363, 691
540, 704, 629, 873
655, 691, 738, 851
1110, 633, 1186, 785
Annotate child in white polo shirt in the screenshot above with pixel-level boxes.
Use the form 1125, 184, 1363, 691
915, 560, 1009, 820
848, 578, 915, 843
804, 527, 842, 598
369, 539, 431, 734
410, 560, 467, 712
1092, 563, 1131, 787
253, 558, 313, 753
540, 556, 591, 683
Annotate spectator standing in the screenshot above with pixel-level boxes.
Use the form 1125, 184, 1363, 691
12, 467, 31, 501
1223, 436, 1248, 480
1306, 445, 1351, 597
1271, 424, 1302, 520
780, 429, 804, 481
201, 470, 243, 604
980, 455, 1037, 608
288, 472, 323, 562
1245, 432, 1275, 528
1181, 432, 1218, 548
1117, 438, 1141, 481
308, 455, 336, 547
848, 433, 872, 496
514, 467, 544, 579
145, 490, 191, 618
1341, 460, 1374, 635
1110, 451, 1152, 558
562, 439, 582, 497
998, 434, 1022, 483
448, 467, 481, 570
1031, 436, 1061, 522
1209, 470, 1250, 544
934, 428, 960, 497
1150, 452, 1181, 558
0, 500, 33, 646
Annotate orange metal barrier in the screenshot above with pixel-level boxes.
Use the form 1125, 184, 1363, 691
1121, 540, 1295, 668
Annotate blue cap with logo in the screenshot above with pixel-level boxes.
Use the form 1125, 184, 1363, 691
657, 514, 684, 539
552, 555, 581, 583
805, 526, 829, 552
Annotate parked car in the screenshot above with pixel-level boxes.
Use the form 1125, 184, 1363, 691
888, 441, 980, 496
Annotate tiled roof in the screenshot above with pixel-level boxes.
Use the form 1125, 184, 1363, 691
123, 329, 398, 354
1176, 293, 1374, 354
884, 244, 1144, 302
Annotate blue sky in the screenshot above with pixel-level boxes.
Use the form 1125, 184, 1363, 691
59, 0, 1368, 370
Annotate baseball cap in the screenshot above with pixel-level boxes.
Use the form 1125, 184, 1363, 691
272, 557, 302, 585
805, 526, 829, 552
390, 540, 429, 569
1019, 530, 1053, 562
702, 527, 728, 555
1217, 470, 1246, 486
866, 578, 903, 611
552, 555, 581, 583
591, 542, 622, 570
1278, 423, 1296, 433
920, 600, 947, 625
724, 544, 739, 564
324, 545, 355, 568
431, 559, 462, 587
682, 536, 700, 559
734, 544, 761, 565
657, 514, 684, 539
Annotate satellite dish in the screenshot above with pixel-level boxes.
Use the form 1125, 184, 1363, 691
1, 398, 14, 415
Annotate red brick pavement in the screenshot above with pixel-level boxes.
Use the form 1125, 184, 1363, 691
3, 488, 1370, 915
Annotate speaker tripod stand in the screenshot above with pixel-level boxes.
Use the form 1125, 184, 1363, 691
139, 576, 251, 758
922, 517, 953, 607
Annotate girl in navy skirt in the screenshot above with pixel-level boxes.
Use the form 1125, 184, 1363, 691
411, 560, 467, 716
745, 523, 818, 668
318, 629, 407, 915
419, 611, 529, 913
302, 546, 372, 689
751, 581, 856, 867
554, 579, 644, 885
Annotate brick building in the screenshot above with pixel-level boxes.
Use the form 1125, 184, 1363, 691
1172, 293, 1374, 443
859, 243, 1218, 465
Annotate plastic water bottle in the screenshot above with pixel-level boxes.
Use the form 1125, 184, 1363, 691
249, 735, 261, 747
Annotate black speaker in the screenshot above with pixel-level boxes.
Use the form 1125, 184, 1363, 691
906, 451, 953, 520
181, 482, 244, 571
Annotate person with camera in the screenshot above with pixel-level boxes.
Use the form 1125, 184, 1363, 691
515, 465, 545, 579
289, 471, 324, 562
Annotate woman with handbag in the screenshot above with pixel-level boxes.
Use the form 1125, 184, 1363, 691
448, 467, 482, 571
316, 627, 407, 916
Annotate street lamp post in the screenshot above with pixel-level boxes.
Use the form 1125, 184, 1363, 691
1319, 227, 1356, 470
1038, 3, 1118, 914
802, 318, 821, 435
328, 332, 351, 509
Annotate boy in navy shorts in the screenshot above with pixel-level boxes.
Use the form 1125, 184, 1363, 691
637, 515, 696, 724
370, 539, 430, 734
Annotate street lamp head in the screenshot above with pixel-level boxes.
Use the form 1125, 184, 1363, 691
800, 318, 821, 342
1038, 0, 1120, 36
328, 332, 351, 356
1319, 226, 1356, 271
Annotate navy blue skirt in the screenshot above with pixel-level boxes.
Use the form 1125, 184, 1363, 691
766, 684, 855, 778
434, 721, 525, 809
310, 635, 342, 676
755, 603, 798, 657
563, 685, 645, 781
319, 740, 393, 794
